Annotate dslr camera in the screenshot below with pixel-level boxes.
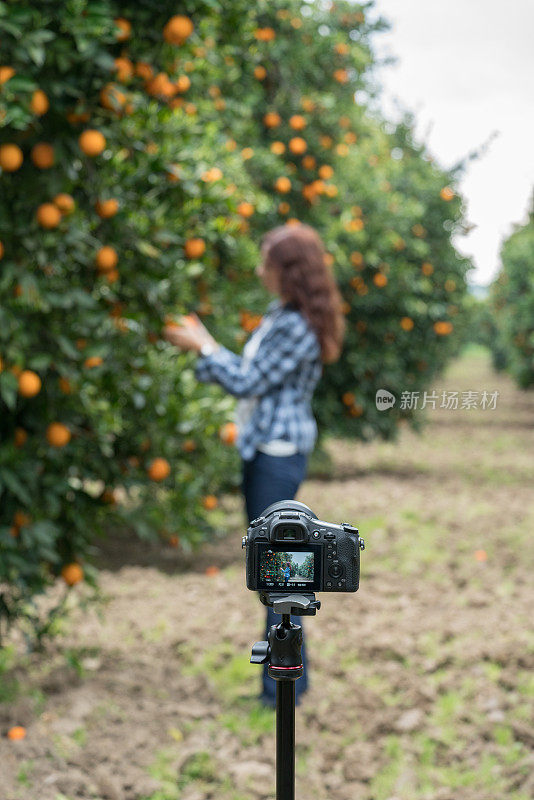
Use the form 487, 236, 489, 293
243, 500, 364, 593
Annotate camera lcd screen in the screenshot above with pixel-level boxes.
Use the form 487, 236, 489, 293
257, 543, 322, 591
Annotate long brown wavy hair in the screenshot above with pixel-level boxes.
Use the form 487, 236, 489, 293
261, 223, 346, 364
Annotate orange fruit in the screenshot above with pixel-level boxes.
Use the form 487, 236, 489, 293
0, 143, 23, 172
334, 42, 350, 55
135, 62, 153, 80
36, 203, 61, 229
278, 201, 290, 214
289, 137, 307, 155
440, 186, 454, 201
114, 18, 131, 41
237, 201, 254, 218
105, 269, 119, 284
61, 562, 84, 586
14, 427, 27, 447
433, 321, 453, 335
46, 422, 71, 447
95, 198, 119, 218
254, 65, 267, 80
0, 66, 16, 84
373, 273, 387, 288
263, 111, 281, 128
241, 146, 254, 159
270, 141, 286, 155
169, 535, 180, 547
320, 135, 333, 148
18, 370, 42, 398
184, 238, 206, 259
400, 317, 414, 331
163, 15, 194, 44
96, 246, 118, 272
113, 56, 134, 81
84, 356, 103, 368
7, 726, 26, 741
182, 439, 196, 452
148, 457, 171, 481
342, 392, 355, 406
275, 176, 291, 194
202, 495, 218, 510
289, 114, 306, 130
302, 155, 316, 170
146, 72, 177, 98
30, 89, 49, 116
175, 75, 191, 93
31, 143, 55, 169
421, 261, 434, 276
53, 193, 75, 214
79, 129, 106, 157
205, 565, 220, 576
219, 422, 238, 445
318, 164, 334, 180
254, 27, 276, 41
334, 68, 349, 83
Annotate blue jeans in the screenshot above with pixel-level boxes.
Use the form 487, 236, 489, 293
242, 449, 309, 704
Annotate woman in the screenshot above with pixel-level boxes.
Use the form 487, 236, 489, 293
163, 222, 345, 708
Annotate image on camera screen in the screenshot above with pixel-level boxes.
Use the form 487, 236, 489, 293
259, 548, 316, 589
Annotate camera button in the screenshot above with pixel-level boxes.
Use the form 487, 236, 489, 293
327, 543, 333, 550
326, 581, 332, 588
337, 581, 343, 588
312, 530, 321, 539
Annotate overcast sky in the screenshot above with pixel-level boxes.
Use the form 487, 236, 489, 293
365, 0, 534, 287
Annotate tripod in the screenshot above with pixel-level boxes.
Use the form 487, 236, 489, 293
250, 591, 320, 800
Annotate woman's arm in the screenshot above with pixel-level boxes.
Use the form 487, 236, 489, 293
194, 315, 318, 399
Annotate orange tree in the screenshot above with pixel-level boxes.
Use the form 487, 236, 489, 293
0, 0, 474, 641
488, 194, 534, 388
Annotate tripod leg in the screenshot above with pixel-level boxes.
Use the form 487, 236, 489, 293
276, 679, 295, 800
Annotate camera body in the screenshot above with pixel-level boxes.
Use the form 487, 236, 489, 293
243, 501, 363, 593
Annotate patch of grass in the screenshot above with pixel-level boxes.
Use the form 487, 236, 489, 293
368, 734, 403, 799
16, 759, 35, 786
141, 619, 168, 643
144, 748, 225, 800
71, 726, 87, 746
216, 703, 273, 745
184, 641, 256, 705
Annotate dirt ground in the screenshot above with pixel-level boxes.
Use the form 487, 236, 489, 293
1, 345, 533, 800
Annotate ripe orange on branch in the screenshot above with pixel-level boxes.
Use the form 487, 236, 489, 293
184, 238, 206, 258
289, 114, 306, 130
289, 137, 307, 155
114, 18, 131, 41
79, 129, 106, 156
30, 90, 49, 115
36, 203, 61, 229
53, 194, 75, 214
31, 143, 55, 169
0, 66, 15, 84
0, 143, 23, 171
202, 495, 218, 510
163, 15, 194, 44
263, 111, 281, 128
148, 457, 171, 481
275, 176, 291, 194
95, 246, 118, 272
95, 198, 119, 218
237, 201, 254, 218
46, 423, 71, 447
219, 422, 238, 445
18, 370, 42, 398
61, 563, 84, 586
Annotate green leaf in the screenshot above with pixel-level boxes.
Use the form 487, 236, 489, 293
0, 372, 18, 410
0, 468, 32, 505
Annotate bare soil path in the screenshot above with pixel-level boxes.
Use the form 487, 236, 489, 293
1, 345, 533, 800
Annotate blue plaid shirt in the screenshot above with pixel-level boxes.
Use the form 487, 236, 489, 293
194, 299, 323, 461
